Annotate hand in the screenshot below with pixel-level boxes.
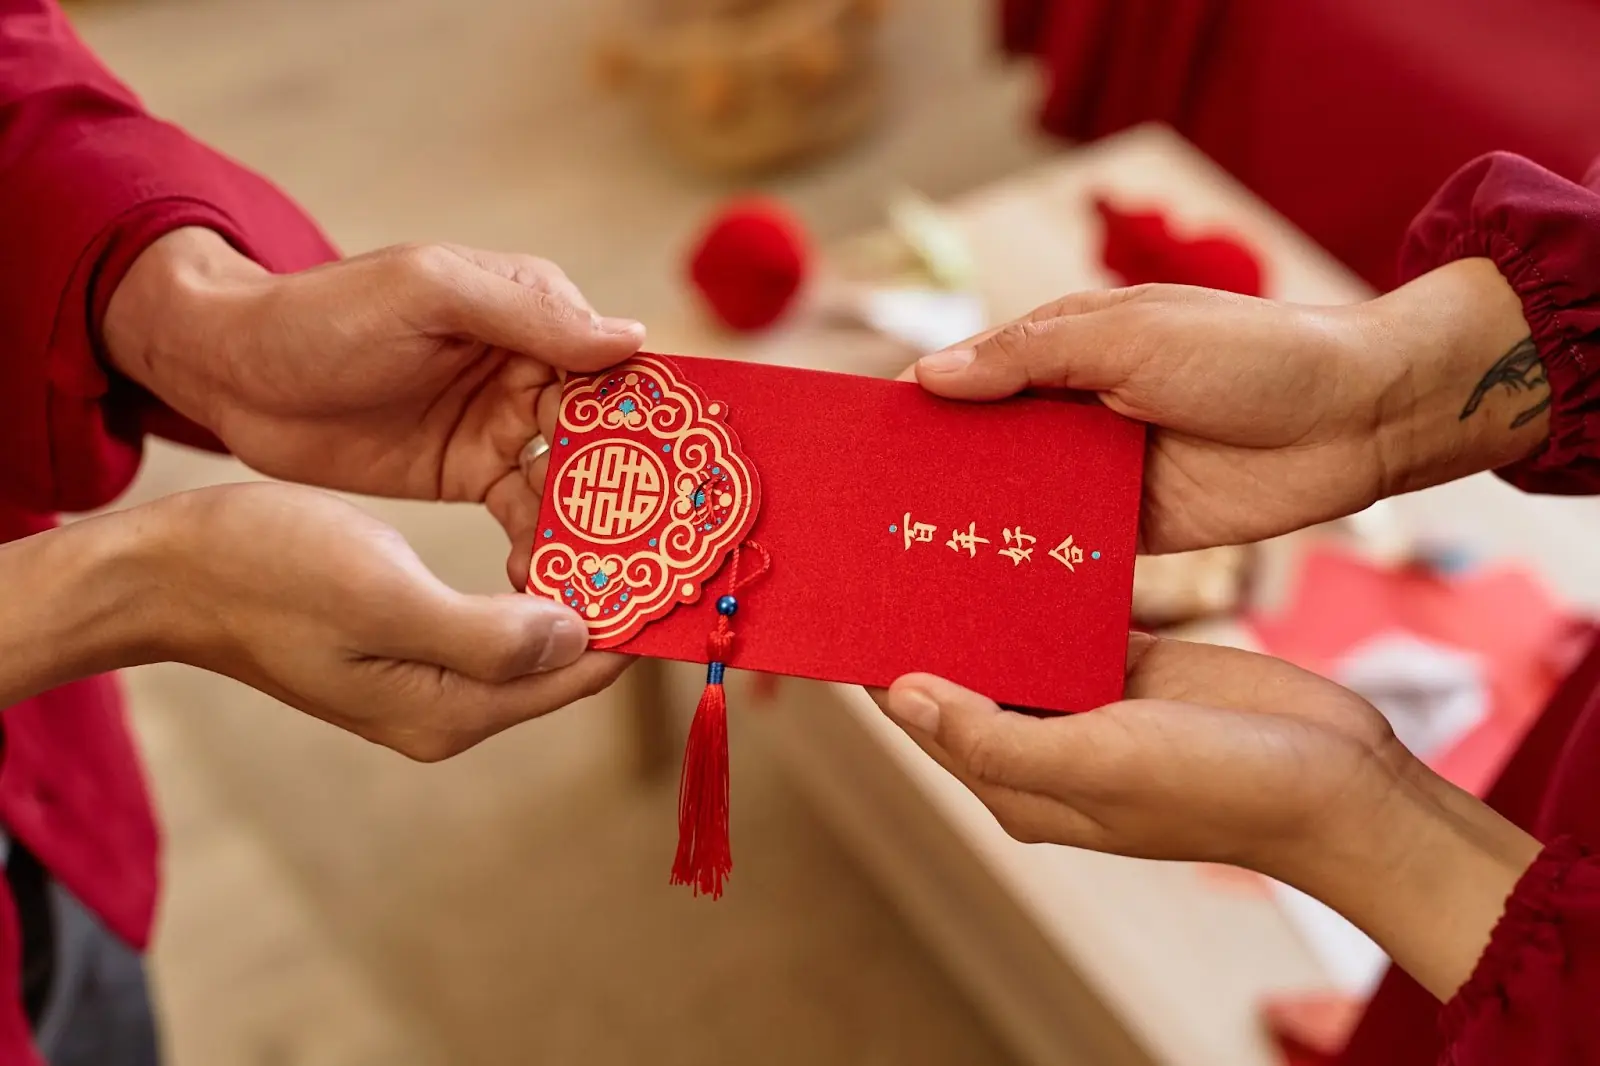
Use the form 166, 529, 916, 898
876, 638, 1542, 999
103, 228, 645, 581
910, 259, 1549, 552
107, 483, 622, 760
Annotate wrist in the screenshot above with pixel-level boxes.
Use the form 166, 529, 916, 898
1270, 748, 1539, 1000
1356, 257, 1549, 499
102, 227, 268, 433
0, 504, 183, 704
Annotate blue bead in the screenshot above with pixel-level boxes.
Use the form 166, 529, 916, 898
716, 595, 738, 616
558, 437, 568, 446
707, 662, 726, 685
662, 444, 672, 453
1091, 551, 1101, 560
542, 529, 553, 538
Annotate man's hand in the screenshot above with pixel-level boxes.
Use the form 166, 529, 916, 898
910, 259, 1548, 553
103, 228, 645, 580
875, 639, 1542, 1000
149, 483, 627, 761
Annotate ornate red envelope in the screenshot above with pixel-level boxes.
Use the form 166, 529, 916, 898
529, 352, 1145, 712
528, 353, 1145, 897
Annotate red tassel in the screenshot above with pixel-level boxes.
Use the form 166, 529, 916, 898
670, 542, 769, 899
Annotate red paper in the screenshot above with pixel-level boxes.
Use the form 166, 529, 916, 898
530, 354, 1146, 713
1248, 547, 1581, 796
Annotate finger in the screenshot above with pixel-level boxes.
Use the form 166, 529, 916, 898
455, 652, 632, 749
869, 686, 1108, 845
437, 245, 597, 314
505, 523, 537, 590
387, 652, 632, 762
388, 589, 590, 682
422, 251, 646, 369
1122, 636, 1347, 718
913, 310, 1143, 401
535, 379, 563, 441
885, 673, 1141, 798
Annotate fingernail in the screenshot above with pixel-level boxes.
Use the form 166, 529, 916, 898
594, 315, 644, 336
919, 348, 974, 373
537, 615, 588, 670
888, 688, 940, 733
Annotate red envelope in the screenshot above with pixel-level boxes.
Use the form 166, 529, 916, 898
528, 353, 1145, 713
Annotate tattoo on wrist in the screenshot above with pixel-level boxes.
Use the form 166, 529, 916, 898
1460, 337, 1550, 430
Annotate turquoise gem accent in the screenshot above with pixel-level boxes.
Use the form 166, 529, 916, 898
542, 529, 553, 538
558, 436, 568, 446
649, 538, 658, 547
662, 444, 672, 453
590, 572, 609, 590
889, 524, 898, 533
1091, 551, 1101, 560
619, 399, 636, 413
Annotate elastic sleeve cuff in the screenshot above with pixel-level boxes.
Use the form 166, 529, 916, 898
1398, 152, 1600, 496
1440, 836, 1593, 1044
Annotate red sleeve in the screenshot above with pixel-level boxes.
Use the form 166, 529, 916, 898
1398, 152, 1600, 496
1440, 838, 1600, 1064
0, 0, 337, 514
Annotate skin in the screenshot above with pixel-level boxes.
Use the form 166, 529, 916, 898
2, 484, 624, 762
881, 257, 1553, 1000
90, 227, 643, 731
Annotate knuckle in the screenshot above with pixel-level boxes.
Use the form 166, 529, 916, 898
392, 241, 455, 279
954, 725, 1007, 787
981, 319, 1052, 364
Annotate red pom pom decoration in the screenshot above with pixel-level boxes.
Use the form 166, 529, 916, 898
686, 198, 811, 332
1093, 196, 1264, 296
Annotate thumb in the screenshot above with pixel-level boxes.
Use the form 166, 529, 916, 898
433, 261, 646, 370
884, 673, 1087, 795
400, 591, 591, 683
913, 312, 1136, 402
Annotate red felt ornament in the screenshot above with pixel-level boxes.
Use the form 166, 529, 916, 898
686, 198, 811, 332
1093, 195, 1264, 296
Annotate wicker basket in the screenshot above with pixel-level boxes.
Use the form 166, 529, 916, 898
594, 0, 888, 176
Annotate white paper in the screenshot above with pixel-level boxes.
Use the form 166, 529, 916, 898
860, 288, 987, 354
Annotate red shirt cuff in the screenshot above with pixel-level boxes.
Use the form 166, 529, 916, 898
1398, 152, 1600, 496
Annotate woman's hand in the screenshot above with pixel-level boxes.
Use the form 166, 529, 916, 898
0, 483, 626, 761
913, 259, 1549, 552
876, 639, 1543, 1000
103, 228, 646, 584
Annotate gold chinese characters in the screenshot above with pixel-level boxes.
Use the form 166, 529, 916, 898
891, 516, 1099, 571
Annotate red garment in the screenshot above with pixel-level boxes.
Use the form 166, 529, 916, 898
0, 2, 334, 1061
998, 0, 1600, 290
1333, 154, 1600, 1064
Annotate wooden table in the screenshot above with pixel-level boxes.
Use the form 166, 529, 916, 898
646, 124, 1600, 1066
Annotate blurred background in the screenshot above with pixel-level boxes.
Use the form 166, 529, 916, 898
60, 0, 1600, 1065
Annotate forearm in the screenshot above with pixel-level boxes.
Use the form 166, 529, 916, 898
1361, 257, 1550, 499
1271, 754, 1540, 1001
0, 507, 173, 706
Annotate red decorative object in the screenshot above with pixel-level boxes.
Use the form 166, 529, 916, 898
686, 198, 811, 331
532, 352, 1145, 896
1094, 196, 1264, 295
533, 353, 1145, 714
671, 541, 771, 900
527, 355, 761, 647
